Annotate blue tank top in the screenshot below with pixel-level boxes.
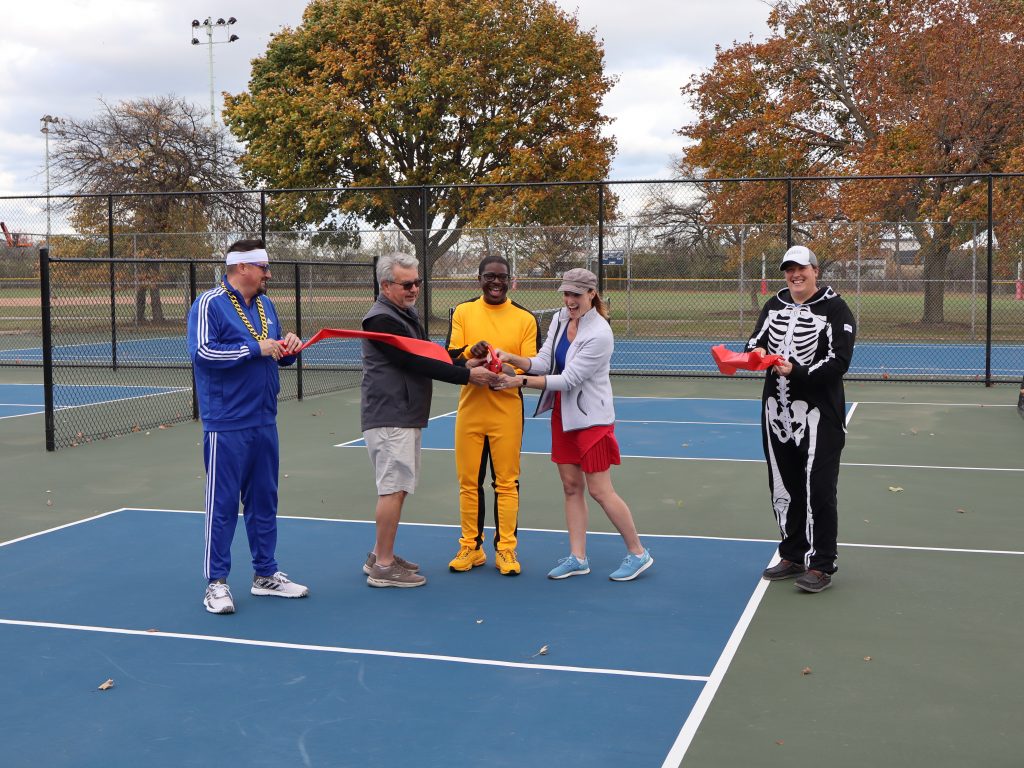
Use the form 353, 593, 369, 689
554, 327, 570, 373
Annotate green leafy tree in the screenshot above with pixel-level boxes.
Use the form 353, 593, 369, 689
224, 0, 615, 267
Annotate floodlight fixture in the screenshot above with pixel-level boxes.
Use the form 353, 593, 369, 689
190, 15, 241, 126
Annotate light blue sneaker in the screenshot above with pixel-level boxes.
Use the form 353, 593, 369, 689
609, 548, 653, 581
547, 554, 591, 579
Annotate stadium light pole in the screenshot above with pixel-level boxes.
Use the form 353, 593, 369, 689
190, 17, 239, 126
40, 115, 61, 247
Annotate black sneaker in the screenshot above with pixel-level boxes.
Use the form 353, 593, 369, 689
762, 559, 806, 581
795, 569, 832, 593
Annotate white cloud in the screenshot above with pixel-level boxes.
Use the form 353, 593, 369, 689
0, 0, 770, 196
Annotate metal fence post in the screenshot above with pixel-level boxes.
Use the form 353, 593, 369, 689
738, 226, 746, 337
420, 186, 431, 337
108, 195, 118, 371
786, 179, 793, 249
985, 175, 993, 386
970, 221, 978, 341
294, 262, 303, 400
597, 184, 605, 291
39, 247, 55, 452
189, 261, 199, 421
260, 191, 267, 244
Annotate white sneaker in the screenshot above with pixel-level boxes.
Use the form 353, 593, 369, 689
251, 571, 309, 598
204, 581, 235, 614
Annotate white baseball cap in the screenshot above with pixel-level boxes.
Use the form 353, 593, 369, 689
779, 245, 818, 270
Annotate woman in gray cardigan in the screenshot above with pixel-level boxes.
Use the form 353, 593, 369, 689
495, 269, 653, 581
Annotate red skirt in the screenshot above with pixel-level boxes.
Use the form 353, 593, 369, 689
550, 393, 621, 472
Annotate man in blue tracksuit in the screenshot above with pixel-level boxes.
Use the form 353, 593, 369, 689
187, 239, 309, 614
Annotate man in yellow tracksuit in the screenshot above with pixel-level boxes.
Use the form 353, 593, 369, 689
445, 255, 539, 575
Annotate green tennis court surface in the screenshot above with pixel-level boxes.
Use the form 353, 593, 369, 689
0, 375, 1021, 767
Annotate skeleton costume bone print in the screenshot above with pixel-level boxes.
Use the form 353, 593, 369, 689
747, 284, 856, 575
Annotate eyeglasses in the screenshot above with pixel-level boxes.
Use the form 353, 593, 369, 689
480, 272, 510, 283
389, 278, 422, 290
250, 263, 270, 272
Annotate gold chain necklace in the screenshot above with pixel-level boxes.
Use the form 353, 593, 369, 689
224, 282, 268, 341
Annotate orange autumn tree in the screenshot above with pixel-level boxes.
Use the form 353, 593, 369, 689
224, 0, 615, 268
680, 0, 1024, 323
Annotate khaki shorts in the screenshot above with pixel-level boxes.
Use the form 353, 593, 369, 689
363, 426, 421, 495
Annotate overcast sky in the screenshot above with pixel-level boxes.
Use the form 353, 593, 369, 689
0, 0, 771, 201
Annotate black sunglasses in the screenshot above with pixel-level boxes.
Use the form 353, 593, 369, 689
480, 272, 510, 283
390, 278, 422, 290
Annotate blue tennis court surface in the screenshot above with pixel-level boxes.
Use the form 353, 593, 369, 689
341, 395, 852, 462
0, 383, 187, 419
0, 509, 777, 767
0, 382, 186, 417
2, 336, 1021, 376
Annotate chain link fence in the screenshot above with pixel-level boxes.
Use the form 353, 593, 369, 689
6, 174, 1024, 449
39, 253, 374, 450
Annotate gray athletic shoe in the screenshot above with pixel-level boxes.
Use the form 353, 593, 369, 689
367, 561, 427, 588
204, 581, 235, 614
251, 571, 309, 598
363, 552, 420, 575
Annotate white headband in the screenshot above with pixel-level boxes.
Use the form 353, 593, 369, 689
225, 248, 269, 265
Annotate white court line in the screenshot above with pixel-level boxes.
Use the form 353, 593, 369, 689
0, 509, 124, 547
0, 618, 707, 682
9, 508, 1020, 558
661, 554, 775, 767
851, 400, 1016, 407
334, 410, 458, 447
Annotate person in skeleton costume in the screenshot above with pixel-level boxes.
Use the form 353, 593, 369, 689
747, 245, 856, 593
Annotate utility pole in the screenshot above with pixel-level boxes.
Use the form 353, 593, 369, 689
40, 115, 62, 247
190, 17, 239, 126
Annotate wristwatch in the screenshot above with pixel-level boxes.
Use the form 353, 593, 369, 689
520, 376, 528, 388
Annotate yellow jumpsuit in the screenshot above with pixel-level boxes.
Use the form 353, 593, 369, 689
446, 297, 539, 552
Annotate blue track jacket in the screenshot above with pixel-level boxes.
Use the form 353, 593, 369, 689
187, 281, 295, 431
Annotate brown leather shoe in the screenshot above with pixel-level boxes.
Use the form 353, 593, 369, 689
795, 569, 833, 593
762, 559, 806, 580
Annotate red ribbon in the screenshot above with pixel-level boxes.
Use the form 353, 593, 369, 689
711, 345, 784, 375
292, 328, 453, 364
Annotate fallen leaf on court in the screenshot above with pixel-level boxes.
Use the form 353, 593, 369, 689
46, 500, 53, 506
476, 619, 484, 624
864, 656, 872, 662
775, 740, 784, 746
956, 508, 965, 514
888, 486, 904, 493
532, 645, 549, 658
801, 667, 812, 675
909, 428, 918, 435
146, 629, 159, 633
283, 474, 289, 478
97, 679, 114, 691
676, 500, 685, 508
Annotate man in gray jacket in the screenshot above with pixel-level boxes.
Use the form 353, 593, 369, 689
360, 252, 497, 587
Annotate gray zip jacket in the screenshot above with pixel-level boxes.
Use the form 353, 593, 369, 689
527, 307, 615, 432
